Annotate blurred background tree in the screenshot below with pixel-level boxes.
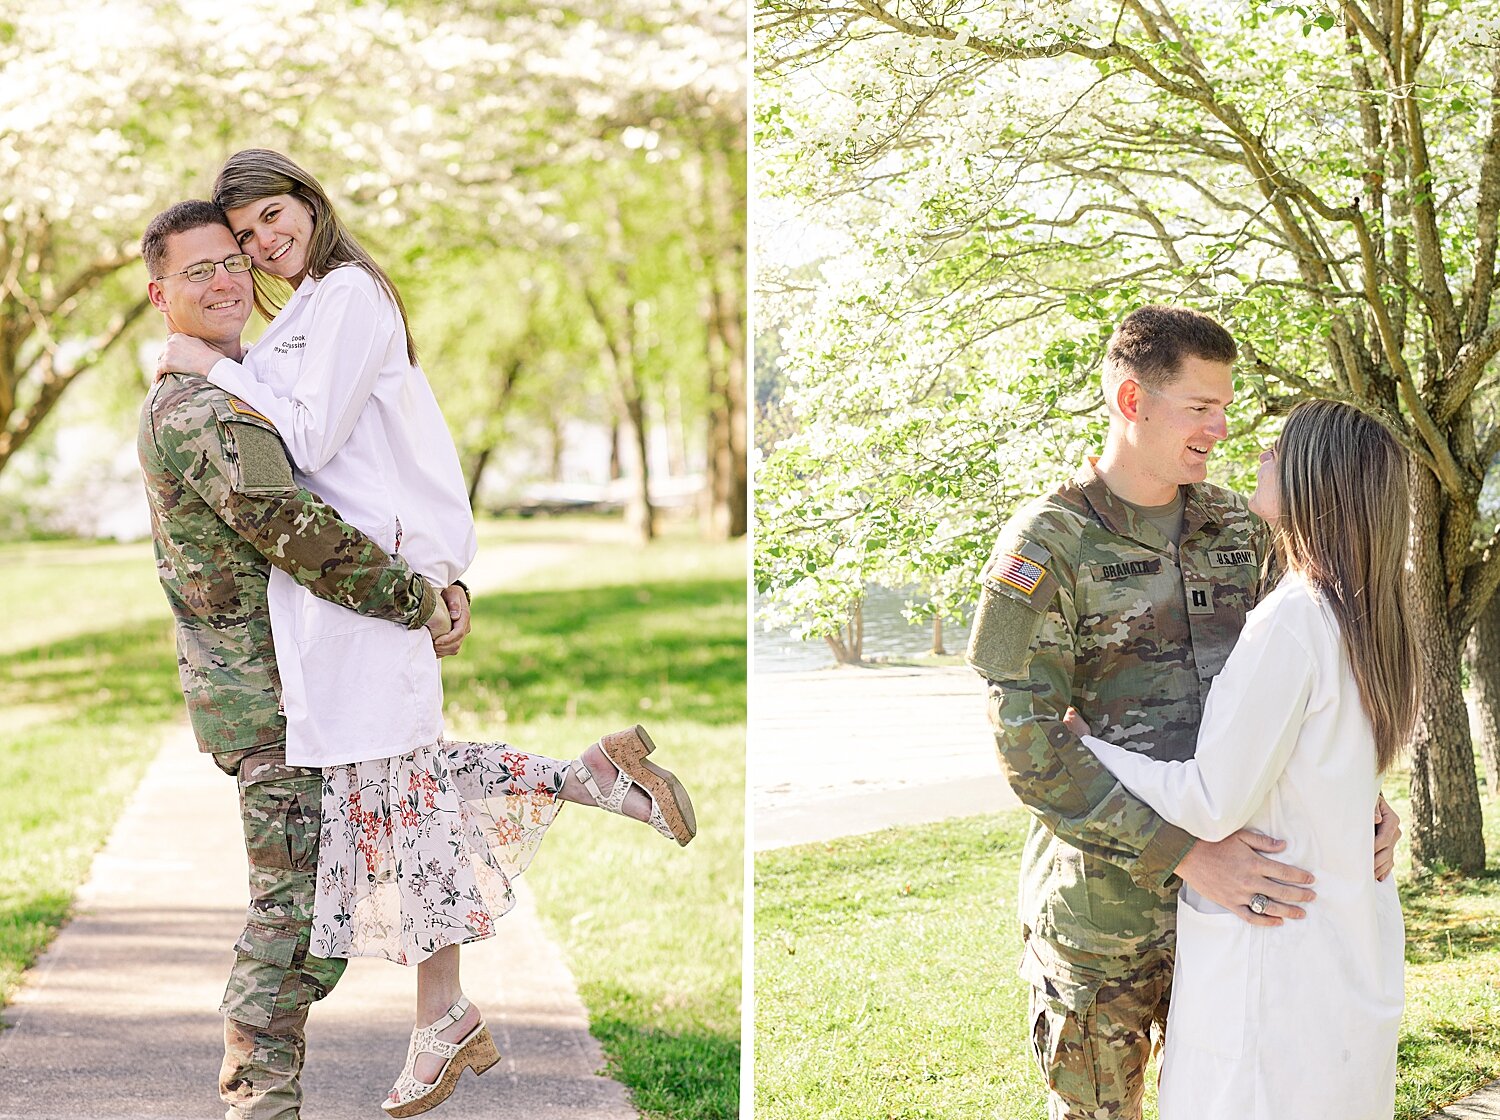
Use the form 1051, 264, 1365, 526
0, 0, 745, 542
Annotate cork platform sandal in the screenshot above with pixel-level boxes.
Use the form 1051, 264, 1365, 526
382, 996, 499, 1118
574, 724, 698, 846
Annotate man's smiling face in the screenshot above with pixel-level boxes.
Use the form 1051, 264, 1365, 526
147, 223, 252, 349
1130, 354, 1234, 488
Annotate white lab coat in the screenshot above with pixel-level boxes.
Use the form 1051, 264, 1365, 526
1082, 572, 1403, 1120
207, 266, 478, 766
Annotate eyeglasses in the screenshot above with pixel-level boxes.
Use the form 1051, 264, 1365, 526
154, 254, 253, 283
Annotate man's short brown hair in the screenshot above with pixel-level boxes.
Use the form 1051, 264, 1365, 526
1102, 305, 1237, 393
141, 200, 230, 280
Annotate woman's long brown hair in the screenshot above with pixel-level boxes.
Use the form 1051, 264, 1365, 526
212, 149, 417, 364
1273, 399, 1419, 772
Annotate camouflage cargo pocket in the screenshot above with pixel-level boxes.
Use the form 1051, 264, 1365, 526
1021, 942, 1104, 1112
222, 922, 299, 1029
239, 776, 321, 874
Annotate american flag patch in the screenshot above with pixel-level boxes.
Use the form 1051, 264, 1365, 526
996, 552, 1047, 596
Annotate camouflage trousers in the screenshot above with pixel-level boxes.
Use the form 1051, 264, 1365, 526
1024, 939, 1174, 1120
213, 745, 347, 1120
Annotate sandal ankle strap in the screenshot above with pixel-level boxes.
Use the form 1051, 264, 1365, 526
573, 759, 606, 803
418, 995, 470, 1034
574, 757, 633, 814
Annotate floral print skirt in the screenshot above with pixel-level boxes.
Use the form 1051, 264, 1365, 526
310, 739, 569, 965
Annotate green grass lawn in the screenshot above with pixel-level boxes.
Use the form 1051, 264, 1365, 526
448, 526, 744, 1120
0, 518, 744, 1120
755, 786, 1500, 1120
0, 539, 184, 1005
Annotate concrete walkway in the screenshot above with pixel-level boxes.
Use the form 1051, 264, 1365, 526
1428, 1080, 1500, 1118
0, 730, 634, 1119
752, 664, 1017, 849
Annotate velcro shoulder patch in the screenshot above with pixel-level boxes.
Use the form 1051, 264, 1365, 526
222, 421, 295, 496
966, 538, 1062, 680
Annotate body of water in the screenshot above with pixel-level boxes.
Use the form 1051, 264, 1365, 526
754, 585, 976, 673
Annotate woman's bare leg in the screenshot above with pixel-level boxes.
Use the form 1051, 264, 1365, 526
556, 740, 652, 820
397, 945, 483, 1093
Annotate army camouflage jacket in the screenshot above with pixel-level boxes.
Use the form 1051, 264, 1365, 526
137, 373, 438, 756
966, 457, 1271, 963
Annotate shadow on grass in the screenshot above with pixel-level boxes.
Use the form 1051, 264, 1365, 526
451, 578, 745, 727
0, 617, 180, 730
1399, 868, 1500, 965
588, 1010, 741, 1120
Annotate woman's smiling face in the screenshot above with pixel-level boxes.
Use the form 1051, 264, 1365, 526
226, 193, 315, 285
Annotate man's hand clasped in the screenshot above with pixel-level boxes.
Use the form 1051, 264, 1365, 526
430, 584, 471, 658
1063, 706, 1400, 926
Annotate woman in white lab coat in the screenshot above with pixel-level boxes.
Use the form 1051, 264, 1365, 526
158, 149, 696, 1118
1065, 399, 1414, 1120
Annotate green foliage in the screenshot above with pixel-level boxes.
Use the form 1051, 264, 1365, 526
1, 0, 745, 503
752, 0, 1500, 659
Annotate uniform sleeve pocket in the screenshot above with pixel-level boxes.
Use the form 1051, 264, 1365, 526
224, 420, 296, 496
966, 576, 1047, 680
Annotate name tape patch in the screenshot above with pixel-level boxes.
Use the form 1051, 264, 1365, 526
995, 552, 1048, 596
1209, 549, 1255, 567
1095, 558, 1163, 581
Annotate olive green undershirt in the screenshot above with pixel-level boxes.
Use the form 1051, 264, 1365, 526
1118, 488, 1186, 547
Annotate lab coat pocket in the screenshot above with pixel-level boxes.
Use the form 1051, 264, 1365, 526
1168, 891, 1251, 1060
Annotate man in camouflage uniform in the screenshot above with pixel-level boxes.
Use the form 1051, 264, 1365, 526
136, 200, 466, 1120
966, 306, 1400, 1119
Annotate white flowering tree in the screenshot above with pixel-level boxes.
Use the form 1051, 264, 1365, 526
0, 0, 746, 538
757, 0, 1500, 871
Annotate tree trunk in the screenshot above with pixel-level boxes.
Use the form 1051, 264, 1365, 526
465, 446, 492, 507
623, 386, 655, 543
931, 616, 946, 656
682, 140, 746, 541
665, 374, 689, 478
700, 141, 747, 541
582, 202, 656, 544
546, 410, 565, 479
823, 602, 864, 665
0, 294, 149, 478
702, 267, 747, 540
1407, 466, 1487, 872
460, 353, 524, 509
609, 421, 623, 481
1465, 591, 1500, 799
